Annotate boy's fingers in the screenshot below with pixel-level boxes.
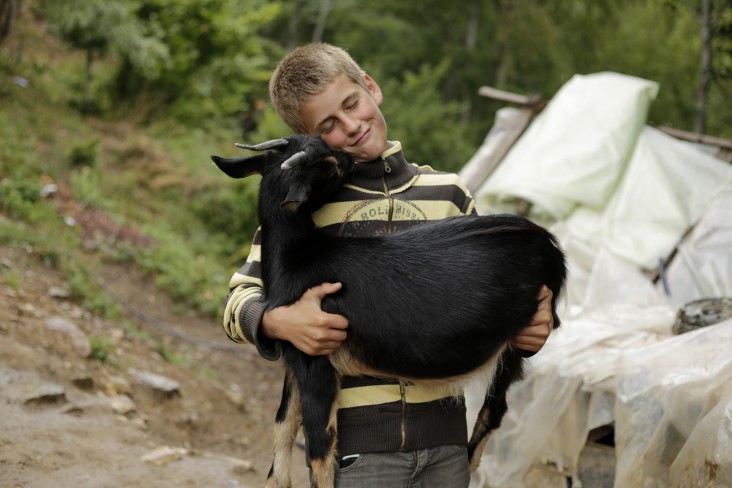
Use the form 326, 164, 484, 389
537, 285, 552, 306
308, 282, 343, 300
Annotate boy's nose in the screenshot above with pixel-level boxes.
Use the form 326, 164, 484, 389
342, 115, 361, 137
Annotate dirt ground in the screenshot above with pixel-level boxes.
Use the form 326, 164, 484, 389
0, 243, 310, 488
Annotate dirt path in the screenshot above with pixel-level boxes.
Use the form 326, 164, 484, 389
0, 244, 310, 487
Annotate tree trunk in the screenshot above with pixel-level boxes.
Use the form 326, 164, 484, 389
695, 0, 712, 134
287, 0, 304, 51
82, 48, 93, 113
461, 0, 481, 123
312, 0, 331, 43
0, 0, 19, 43
493, 0, 511, 87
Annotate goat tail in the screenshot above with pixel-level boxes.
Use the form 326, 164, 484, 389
467, 346, 525, 471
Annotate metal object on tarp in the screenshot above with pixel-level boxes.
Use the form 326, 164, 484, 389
672, 297, 732, 335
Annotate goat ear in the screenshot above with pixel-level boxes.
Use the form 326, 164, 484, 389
281, 182, 309, 213
210, 154, 268, 179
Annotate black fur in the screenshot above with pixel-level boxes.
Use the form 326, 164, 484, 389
212, 135, 567, 488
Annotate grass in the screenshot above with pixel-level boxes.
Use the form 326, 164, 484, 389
0, 14, 257, 322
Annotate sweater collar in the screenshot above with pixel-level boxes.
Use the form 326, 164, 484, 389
347, 141, 418, 192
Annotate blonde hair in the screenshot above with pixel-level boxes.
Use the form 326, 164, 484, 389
269, 43, 368, 134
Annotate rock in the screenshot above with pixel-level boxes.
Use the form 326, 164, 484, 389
231, 458, 255, 474
47, 285, 71, 299
0, 365, 66, 405
127, 368, 181, 399
45, 316, 92, 358
105, 375, 132, 396
109, 394, 137, 415
226, 384, 247, 410
18, 302, 42, 318
72, 376, 94, 390
140, 446, 187, 466
175, 411, 209, 431
22, 383, 67, 406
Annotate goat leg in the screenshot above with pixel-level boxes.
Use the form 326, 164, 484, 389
288, 353, 340, 488
266, 371, 301, 488
467, 347, 525, 470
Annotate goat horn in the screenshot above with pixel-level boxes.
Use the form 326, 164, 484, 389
281, 150, 309, 170
235, 138, 289, 151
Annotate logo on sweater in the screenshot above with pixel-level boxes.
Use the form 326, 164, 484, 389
338, 199, 427, 237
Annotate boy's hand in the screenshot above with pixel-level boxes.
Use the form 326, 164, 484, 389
511, 285, 554, 353
261, 282, 349, 356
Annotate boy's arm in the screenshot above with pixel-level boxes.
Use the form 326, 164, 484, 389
260, 283, 349, 356
224, 228, 348, 359
223, 228, 281, 359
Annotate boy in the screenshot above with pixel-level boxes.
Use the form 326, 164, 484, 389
223, 43, 553, 487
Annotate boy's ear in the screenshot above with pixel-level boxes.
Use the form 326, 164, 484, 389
364, 74, 383, 105
210, 154, 268, 179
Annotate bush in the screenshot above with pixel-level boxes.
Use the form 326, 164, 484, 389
68, 139, 100, 168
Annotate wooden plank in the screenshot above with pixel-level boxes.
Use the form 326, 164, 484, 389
478, 86, 545, 110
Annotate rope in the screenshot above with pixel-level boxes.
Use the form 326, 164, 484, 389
95, 277, 253, 357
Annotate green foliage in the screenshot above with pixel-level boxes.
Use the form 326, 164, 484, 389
188, 177, 260, 258
67, 139, 100, 168
69, 166, 105, 208
157, 341, 187, 365
1, 266, 21, 291
62, 259, 122, 319
40, 0, 170, 78
131, 227, 227, 318
113, 0, 282, 123
89, 336, 117, 363
0, 122, 58, 224
4, 0, 732, 333
381, 60, 472, 173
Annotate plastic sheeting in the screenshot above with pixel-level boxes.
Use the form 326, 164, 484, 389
464, 72, 732, 487
614, 319, 732, 488
474, 73, 732, 270
469, 252, 678, 487
475, 72, 659, 224
659, 182, 732, 306
559, 127, 732, 269
470, 255, 732, 487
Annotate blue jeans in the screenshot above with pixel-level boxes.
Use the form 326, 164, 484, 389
330, 445, 470, 488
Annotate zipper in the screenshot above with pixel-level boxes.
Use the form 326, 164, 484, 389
382, 158, 394, 233
399, 380, 407, 449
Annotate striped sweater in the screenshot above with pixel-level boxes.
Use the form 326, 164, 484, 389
223, 141, 476, 455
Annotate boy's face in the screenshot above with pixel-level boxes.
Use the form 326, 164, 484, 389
301, 74, 388, 163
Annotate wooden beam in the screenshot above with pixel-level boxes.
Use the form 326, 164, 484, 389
477, 86, 545, 110
655, 125, 732, 150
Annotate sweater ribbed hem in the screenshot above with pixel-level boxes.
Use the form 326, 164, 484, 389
240, 298, 281, 361
335, 397, 467, 456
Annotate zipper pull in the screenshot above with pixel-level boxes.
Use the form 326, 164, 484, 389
383, 160, 392, 174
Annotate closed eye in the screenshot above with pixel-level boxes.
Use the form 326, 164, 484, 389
319, 121, 335, 134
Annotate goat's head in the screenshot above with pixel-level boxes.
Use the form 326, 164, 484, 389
211, 135, 354, 214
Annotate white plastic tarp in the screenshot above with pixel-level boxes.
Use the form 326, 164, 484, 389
469, 253, 732, 488
659, 183, 732, 306
464, 72, 732, 487
475, 72, 659, 223
474, 72, 732, 270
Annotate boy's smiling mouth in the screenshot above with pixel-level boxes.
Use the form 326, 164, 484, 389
352, 128, 371, 147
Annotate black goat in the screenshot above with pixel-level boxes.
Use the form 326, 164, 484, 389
211, 135, 567, 488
